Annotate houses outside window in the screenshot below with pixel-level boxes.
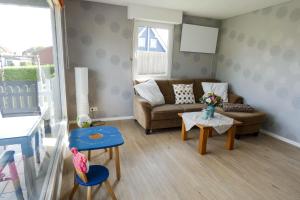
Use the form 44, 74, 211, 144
0, 2, 66, 200
133, 21, 173, 79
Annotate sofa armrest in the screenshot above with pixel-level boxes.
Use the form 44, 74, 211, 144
228, 93, 244, 104
133, 95, 152, 130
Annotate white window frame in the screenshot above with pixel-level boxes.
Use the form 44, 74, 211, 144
133, 20, 173, 80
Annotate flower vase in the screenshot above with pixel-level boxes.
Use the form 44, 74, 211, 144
206, 105, 216, 119
202, 109, 209, 120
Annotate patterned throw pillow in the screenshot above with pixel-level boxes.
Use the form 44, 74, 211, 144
173, 84, 195, 104
223, 103, 255, 113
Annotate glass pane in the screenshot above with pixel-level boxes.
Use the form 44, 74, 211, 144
0, 3, 62, 200
137, 26, 168, 52
138, 37, 146, 48
150, 39, 157, 48
136, 25, 169, 75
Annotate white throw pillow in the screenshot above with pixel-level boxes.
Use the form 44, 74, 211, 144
202, 82, 228, 102
173, 84, 195, 104
134, 79, 165, 106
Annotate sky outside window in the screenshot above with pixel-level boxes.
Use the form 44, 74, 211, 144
0, 4, 52, 55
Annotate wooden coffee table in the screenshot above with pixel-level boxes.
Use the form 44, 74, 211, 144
178, 113, 242, 155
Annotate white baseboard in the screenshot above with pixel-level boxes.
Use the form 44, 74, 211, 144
69, 116, 135, 124
92, 116, 135, 122
260, 129, 300, 148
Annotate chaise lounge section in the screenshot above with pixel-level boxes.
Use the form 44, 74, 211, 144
134, 79, 266, 136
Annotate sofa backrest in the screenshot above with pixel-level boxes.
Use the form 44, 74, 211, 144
135, 79, 218, 104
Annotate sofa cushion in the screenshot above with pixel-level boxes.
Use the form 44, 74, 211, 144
216, 107, 266, 125
151, 104, 184, 120
173, 84, 195, 104
202, 82, 229, 102
223, 103, 254, 112
155, 80, 173, 104
134, 79, 165, 106
135, 80, 173, 104
228, 93, 244, 104
194, 79, 218, 102
169, 80, 195, 104
135, 79, 219, 104
179, 104, 205, 112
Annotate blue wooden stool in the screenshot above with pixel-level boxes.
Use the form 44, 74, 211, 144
69, 162, 117, 200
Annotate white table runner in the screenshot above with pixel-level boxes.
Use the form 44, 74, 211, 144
182, 112, 234, 134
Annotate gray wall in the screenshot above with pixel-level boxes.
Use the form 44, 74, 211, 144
65, 0, 220, 120
65, 0, 133, 120
172, 15, 221, 79
216, 0, 300, 142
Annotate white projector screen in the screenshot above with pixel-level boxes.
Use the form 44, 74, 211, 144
180, 24, 219, 54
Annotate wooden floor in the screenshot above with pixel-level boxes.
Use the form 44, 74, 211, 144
60, 120, 300, 200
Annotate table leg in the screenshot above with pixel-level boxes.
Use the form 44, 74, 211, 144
226, 125, 236, 150
181, 120, 187, 141
198, 128, 208, 155
104, 180, 117, 200
208, 128, 213, 138
69, 183, 79, 199
109, 148, 113, 159
114, 146, 121, 180
35, 131, 40, 164
73, 171, 76, 185
88, 150, 91, 161
21, 139, 37, 199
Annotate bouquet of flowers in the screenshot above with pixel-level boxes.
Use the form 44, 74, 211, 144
200, 92, 223, 107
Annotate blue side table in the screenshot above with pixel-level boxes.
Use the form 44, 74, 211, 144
69, 126, 124, 180
0, 115, 43, 199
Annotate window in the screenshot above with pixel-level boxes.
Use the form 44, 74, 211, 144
0, 3, 66, 200
150, 39, 157, 48
138, 37, 146, 48
133, 21, 173, 79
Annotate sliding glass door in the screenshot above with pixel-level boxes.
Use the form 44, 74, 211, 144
0, 2, 66, 199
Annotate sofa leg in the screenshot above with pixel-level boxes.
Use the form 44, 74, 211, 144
145, 129, 151, 135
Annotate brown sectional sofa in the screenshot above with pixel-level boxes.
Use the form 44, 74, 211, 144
134, 79, 266, 136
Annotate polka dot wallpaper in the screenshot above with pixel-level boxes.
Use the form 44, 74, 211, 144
64, 1, 221, 120
172, 15, 221, 79
65, 0, 134, 119
216, 0, 300, 142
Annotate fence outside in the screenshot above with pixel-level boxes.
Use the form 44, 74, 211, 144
0, 81, 40, 117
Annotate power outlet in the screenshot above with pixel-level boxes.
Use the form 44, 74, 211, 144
90, 106, 98, 112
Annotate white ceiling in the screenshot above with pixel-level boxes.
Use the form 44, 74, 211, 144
88, 0, 291, 19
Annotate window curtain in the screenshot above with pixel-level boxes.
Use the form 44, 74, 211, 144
136, 51, 168, 75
